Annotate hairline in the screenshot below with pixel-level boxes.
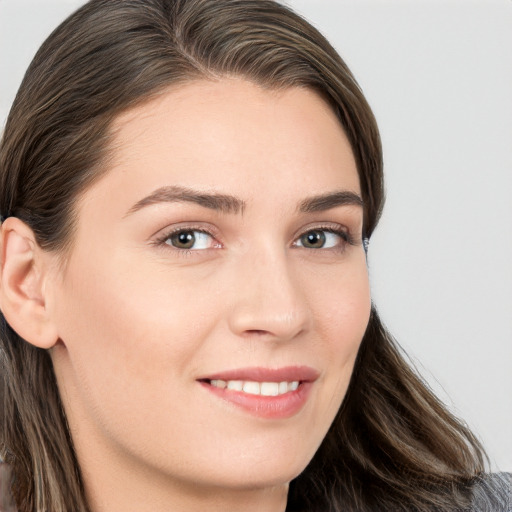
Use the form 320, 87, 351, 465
53, 76, 354, 271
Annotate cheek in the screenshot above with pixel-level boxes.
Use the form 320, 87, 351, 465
50, 244, 371, 486
52, 254, 217, 423
308, 258, 371, 407
313, 257, 371, 351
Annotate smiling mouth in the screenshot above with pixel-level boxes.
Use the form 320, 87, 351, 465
197, 366, 318, 419
202, 379, 300, 396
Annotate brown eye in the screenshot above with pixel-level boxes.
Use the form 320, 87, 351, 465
300, 230, 327, 249
165, 230, 213, 250
295, 229, 348, 250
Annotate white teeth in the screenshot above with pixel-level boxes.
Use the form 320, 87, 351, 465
260, 382, 279, 396
227, 380, 243, 391
243, 381, 260, 395
210, 379, 300, 396
279, 381, 288, 394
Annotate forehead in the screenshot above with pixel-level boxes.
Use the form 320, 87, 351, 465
82, 78, 360, 216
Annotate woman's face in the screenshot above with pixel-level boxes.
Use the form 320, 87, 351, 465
48, 79, 370, 498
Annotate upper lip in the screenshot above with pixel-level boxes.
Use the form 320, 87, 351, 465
198, 365, 319, 383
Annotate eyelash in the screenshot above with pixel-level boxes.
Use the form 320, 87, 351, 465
153, 224, 356, 256
153, 224, 219, 257
294, 226, 356, 249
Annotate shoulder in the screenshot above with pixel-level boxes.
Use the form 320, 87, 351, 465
470, 472, 511, 512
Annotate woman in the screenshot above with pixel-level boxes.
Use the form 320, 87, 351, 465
0, 1, 509, 511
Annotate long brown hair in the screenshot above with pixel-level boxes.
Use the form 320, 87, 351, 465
0, 1, 487, 511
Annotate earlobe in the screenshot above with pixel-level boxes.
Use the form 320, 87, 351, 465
0, 217, 59, 349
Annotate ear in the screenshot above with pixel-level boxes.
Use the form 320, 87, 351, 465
0, 217, 59, 349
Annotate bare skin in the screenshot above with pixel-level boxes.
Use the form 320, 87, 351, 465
0, 78, 370, 512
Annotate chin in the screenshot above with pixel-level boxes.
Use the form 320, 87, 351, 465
205, 465, 305, 492
189, 446, 315, 491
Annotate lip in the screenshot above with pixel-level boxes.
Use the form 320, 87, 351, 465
198, 365, 319, 419
199, 365, 319, 383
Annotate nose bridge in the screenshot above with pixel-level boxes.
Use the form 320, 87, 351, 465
227, 242, 310, 340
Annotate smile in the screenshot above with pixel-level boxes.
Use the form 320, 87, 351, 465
209, 379, 299, 396
198, 366, 318, 419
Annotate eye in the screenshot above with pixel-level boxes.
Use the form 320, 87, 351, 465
164, 229, 216, 250
295, 228, 349, 249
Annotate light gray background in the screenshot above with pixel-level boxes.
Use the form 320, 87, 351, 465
1, 0, 511, 471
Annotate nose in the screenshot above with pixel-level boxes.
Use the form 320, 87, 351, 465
226, 247, 311, 342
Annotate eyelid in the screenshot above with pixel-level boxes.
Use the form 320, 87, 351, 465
150, 221, 359, 254
292, 222, 354, 243
152, 223, 222, 250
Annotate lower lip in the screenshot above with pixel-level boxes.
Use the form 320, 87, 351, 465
199, 381, 313, 419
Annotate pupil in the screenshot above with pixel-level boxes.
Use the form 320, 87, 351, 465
173, 231, 195, 248
304, 231, 325, 248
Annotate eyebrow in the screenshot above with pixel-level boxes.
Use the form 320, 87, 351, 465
297, 190, 363, 213
125, 186, 363, 217
125, 186, 246, 216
